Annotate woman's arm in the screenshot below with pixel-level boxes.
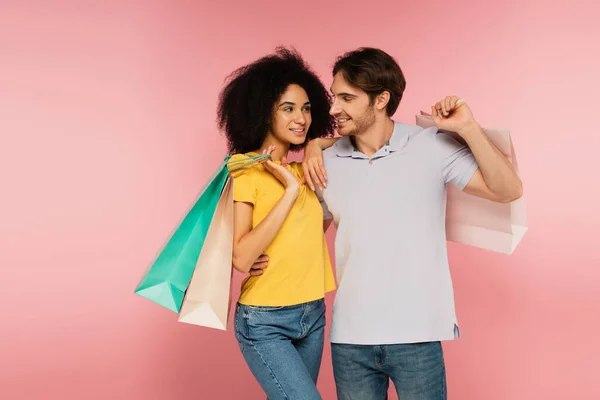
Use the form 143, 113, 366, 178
232, 147, 301, 273
232, 186, 298, 273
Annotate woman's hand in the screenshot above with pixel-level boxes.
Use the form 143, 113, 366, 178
262, 146, 300, 194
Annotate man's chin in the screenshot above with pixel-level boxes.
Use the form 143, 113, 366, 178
336, 128, 355, 137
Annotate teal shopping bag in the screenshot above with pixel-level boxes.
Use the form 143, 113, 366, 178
134, 153, 270, 313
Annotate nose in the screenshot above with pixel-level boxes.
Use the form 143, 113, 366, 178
329, 99, 341, 116
294, 109, 306, 125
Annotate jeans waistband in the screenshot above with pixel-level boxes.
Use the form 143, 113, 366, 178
236, 298, 324, 312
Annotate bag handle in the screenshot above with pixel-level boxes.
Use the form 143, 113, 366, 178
225, 153, 272, 177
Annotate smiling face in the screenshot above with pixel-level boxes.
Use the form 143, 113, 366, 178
328, 72, 376, 137
267, 83, 312, 146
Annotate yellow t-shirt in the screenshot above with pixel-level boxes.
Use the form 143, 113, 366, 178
228, 153, 336, 306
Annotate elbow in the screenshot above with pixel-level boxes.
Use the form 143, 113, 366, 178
514, 183, 524, 200
232, 253, 251, 274
499, 181, 523, 203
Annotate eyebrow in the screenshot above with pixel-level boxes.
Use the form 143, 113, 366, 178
278, 101, 311, 107
330, 90, 357, 98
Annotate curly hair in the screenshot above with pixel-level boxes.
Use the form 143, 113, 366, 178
217, 47, 335, 154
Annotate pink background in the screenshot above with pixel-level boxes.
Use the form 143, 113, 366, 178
1, 1, 599, 399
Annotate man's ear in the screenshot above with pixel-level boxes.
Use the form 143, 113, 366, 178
375, 91, 390, 111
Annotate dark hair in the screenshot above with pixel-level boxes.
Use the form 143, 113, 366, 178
217, 47, 335, 154
332, 47, 406, 116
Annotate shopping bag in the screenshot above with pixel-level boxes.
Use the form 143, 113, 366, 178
178, 175, 234, 330
416, 112, 528, 254
134, 153, 270, 312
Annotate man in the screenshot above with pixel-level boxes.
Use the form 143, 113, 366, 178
300, 47, 523, 399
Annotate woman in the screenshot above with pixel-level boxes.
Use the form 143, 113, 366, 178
217, 48, 336, 399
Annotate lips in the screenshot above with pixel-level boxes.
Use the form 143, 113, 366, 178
337, 117, 351, 128
290, 128, 306, 137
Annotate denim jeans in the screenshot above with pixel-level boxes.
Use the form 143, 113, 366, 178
234, 299, 326, 400
332, 341, 447, 400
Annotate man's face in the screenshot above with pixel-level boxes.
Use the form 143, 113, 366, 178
329, 72, 375, 137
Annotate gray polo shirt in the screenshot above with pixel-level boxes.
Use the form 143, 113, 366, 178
320, 121, 479, 345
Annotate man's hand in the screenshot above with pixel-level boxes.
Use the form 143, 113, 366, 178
302, 139, 327, 191
430, 96, 479, 136
248, 254, 269, 276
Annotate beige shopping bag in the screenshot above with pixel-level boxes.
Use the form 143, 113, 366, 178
416, 112, 527, 254
178, 176, 234, 329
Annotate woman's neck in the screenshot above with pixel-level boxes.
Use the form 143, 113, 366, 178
255, 135, 290, 161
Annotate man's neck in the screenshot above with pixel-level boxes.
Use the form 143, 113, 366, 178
352, 118, 395, 158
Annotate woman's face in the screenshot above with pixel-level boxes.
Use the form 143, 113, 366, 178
269, 84, 312, 146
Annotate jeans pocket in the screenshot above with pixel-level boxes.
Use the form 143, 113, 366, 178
400, 342, 444, 373
234, 308, 250, 345
242, 305, 292, 340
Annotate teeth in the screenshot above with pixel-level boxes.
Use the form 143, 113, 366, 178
338, 119, 348, 122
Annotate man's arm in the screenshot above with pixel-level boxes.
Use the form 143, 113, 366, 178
459, 125, 523, 203
302, 137, 340, 191
432, 96, 523, 203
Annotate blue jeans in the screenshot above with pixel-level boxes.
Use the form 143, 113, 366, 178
234, 299, 326, 400
332, 341, 447, 400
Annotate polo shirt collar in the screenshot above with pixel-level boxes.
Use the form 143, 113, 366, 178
335, 121, 409, 158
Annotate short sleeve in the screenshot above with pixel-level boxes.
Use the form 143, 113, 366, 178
433, 130, 479, 190
228, 154, 258, 205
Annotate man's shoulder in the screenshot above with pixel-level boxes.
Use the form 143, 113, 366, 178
400, 122, 438, 139
400, 121, 462, 144
391, 122, 442, 153
323, 136, 352, 158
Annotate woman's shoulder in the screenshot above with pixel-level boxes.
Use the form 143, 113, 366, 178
227, 153, 266, 174
228, 152, 257, 163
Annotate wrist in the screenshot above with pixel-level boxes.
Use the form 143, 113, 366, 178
311, 138, 323, 150
284, 185, 300, 197
457, 120, 482, 139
